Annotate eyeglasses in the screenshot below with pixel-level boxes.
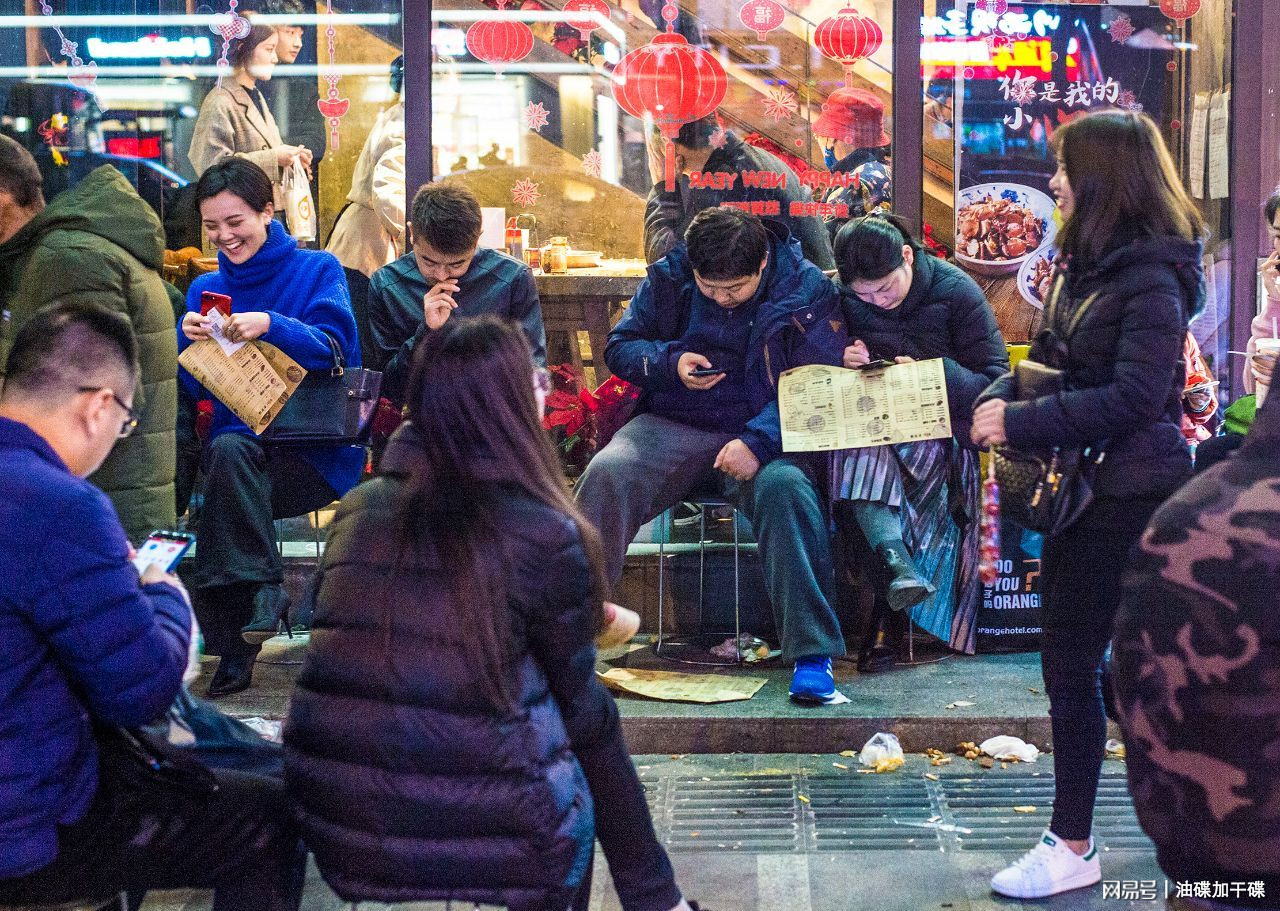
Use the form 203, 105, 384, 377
78, 387, 139, 438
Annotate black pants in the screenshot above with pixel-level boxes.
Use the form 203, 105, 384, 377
1040, 494, 1164, 840
1193, 431, 1245, 474
192, 434, 336, 655
0, 757, 305, 911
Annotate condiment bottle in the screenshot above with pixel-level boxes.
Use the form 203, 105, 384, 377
546, 236, 570, 274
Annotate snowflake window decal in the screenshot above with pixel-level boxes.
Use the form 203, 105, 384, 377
763, 87, 798, 123
1108, 14, 1135, 44
512, 178, 542, 207
582, 150, 603, 178
524, 102, 551, 132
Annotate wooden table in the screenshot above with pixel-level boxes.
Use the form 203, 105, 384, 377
535, 259, 647, 386
974, 272, 1044, 344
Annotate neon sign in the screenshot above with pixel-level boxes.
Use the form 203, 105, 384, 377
85, 34, 213, 59
921, 8, 1061, 40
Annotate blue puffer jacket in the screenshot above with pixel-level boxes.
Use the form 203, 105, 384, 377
606, 219, 847, 464
0, 417, 190, 880
283, 425, 595, 907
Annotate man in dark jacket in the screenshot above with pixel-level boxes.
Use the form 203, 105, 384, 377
369, 182, 546, 400
576, 208, 850, 698
0, 302, 303, 910
0, 137, 177, 543
644, 115, 836, 271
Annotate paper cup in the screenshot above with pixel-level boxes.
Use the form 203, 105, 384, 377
1255, 338, 1280, 406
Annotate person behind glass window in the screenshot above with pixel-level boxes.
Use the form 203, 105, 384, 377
178, 158, 360, 699
258, 0, 327, 192
811, 87, 893, 241
188, 18, 311, 214
0, 302, 304, 911
972, 110, 1205, 900
284, 315, 697, 911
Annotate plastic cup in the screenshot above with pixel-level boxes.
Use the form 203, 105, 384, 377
1255, 338, 1280, 406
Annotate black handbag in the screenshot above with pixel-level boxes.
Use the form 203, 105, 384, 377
261, 333, 382, 446
94, 722, 220, 796
992, 273, 1106, 536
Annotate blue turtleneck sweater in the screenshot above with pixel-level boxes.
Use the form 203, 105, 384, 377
179, 219, 363, 496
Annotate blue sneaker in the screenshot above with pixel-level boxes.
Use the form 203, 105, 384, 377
789, 655, 836, 703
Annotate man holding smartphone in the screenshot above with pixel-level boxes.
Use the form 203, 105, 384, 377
576, 208, 852, 700
0, 303, 303, 910
367, 182, 546, 402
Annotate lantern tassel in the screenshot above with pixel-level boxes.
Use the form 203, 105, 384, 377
664, 136, 677, 192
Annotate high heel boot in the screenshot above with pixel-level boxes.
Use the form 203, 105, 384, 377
240, 583, 292, 644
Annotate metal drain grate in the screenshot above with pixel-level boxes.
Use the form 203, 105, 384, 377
941, 772, 1151, 852
641, 771, 1151, 854
806, 775, 940, 851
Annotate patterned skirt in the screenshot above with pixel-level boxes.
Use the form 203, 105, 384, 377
829, 440, 981, 654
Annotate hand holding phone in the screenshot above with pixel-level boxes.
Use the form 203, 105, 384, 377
855, 358, 895, 371
200, 291, 233, 317
689, 366, 727, 377
132, 530, 195, 575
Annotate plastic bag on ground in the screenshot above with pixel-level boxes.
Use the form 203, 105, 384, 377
859, 732, 904, 767
980, 735, 1039, 763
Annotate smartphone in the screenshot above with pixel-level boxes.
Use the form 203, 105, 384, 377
132, 530, 195, 575
200, 291, 232, 316
855, 358, 895, 371
689, 366, 727, 377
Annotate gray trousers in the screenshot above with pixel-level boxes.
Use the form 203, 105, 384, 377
575, 413, 847, 661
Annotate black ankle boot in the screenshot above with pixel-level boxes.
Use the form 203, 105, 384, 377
876, 541, 935, 612
856, 601, 897, 673
207, 651, 258, 698
240, 584, 291, 644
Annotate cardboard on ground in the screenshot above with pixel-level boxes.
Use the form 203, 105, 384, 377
779, 359, 952, 452
598, 667, 767, 704
178, 338, 306, 435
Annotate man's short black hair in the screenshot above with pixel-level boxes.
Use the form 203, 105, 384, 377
0, 135, 44, 209
1266, 186, 1280, 227
3, 302, 139, 401
685, 207, 769, 280
410, 183, 483, 255
673, 114, 721, 151
262, 0, 306, 14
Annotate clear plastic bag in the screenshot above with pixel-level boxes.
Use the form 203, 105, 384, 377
859, 732, 904, 767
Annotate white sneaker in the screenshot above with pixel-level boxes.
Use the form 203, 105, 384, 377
990, 830, 1102, 899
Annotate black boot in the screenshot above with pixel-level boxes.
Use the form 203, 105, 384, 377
207, 649, 259, 698
876, 541, 935, 612
240, 584, 291, 644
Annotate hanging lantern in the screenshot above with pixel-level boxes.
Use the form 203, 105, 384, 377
612, 2, 727, 191
814, 5, 883, 87
565, 0, 611, 43
739, 0, 786, 41
466, 0, 534, 75
1159, 0, 1200, 21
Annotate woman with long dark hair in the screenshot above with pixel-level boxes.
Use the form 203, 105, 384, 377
284, 316, 695, 911
829, 212, 1007, 669
972, 110, 1205, 898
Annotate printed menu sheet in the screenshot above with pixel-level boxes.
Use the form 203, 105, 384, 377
178, 338, 306, 435
779, 360, 952, 452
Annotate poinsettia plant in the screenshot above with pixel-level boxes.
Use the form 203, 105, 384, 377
541, 364, 642, 474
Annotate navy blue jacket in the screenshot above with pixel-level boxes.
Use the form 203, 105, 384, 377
284, 426, 598, 907
369, 247, 547, 400
840, 253, 1008, 448
0, 417, 190, 879
606, 220, 847, 464
978, 235, 1202, 499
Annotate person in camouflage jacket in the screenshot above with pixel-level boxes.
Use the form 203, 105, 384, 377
1113, 391, 1280, 908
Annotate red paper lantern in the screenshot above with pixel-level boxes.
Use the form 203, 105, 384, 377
814, 4, 883, 87
611, 4, 727, 190
466, 0, 534, 75
1160, 0, 1200, 21
565, 0, 611, 43
739, 0, 785, 41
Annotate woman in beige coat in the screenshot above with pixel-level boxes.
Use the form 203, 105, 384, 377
188, 21, 311, 212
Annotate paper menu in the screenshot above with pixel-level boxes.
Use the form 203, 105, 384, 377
178, 339, 306, 435
1188, 92, 1209, 200
778, 360, 952, 453
1208, 89, 1230, 200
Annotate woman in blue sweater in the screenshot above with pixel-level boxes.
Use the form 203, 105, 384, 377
179, 158, 361, 697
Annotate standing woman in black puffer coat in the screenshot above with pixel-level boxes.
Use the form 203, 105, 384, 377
971, 110, 1205, 900
283, 316, 697, 911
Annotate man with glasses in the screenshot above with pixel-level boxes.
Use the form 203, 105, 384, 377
576, 207, 853, 701
0, 302, 305, 910
0, 135, 177, 544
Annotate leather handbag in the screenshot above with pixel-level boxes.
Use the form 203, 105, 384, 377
992, 273, 1106, 536
261, 333, 382, 446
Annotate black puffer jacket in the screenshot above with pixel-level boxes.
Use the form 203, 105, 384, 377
283, 427, 594, 907
978, 235, 1203, 499
840, 253, 1009, 447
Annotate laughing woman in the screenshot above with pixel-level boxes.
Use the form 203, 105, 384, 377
179, 158, 360, 698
